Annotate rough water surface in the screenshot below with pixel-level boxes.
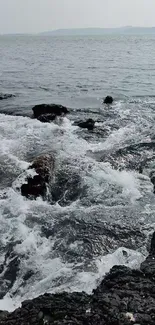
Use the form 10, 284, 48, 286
0, 34, 155, 311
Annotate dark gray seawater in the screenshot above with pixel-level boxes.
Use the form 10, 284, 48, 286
0, 34, 155, 310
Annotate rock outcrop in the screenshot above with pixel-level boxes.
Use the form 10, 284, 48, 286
21, 154, 54, 199
37, 114, 56, 123
1, 232, 155, 325
75, 119, 95, 130
32, 104, 69, 122
104, 96, 113, 104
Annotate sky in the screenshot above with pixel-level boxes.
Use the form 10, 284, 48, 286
0, 0, 155, 34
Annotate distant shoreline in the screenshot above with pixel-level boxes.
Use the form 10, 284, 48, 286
1, 27, 155, 36
40, 27, 155, 36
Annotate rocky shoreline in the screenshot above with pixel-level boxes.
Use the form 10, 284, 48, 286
0, 100, 155, 324
0, 232, 154, 325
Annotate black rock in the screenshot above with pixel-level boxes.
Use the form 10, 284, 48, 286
21, 154, 55, 199
1, 232, 155, 325
32, 104, 69, 120
150, 231, 155, 255
21, 178, 46, 198
75, 119, 95, 130
37, 113, 56, 123
140, 231, 155, 277
104, 96, 114, 104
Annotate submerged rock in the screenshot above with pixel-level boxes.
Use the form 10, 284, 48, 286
37, 113, 56, 123
0, 93, 15, 100
99, 141, 155, 172
104, 96, 114, 104
75, 118, 95, 130
50, 168, 85, 206
32, 104, 69, 121
1, 232, 155, 324
21, 154, 54, 199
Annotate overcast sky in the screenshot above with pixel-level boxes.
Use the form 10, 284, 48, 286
0, 0, 155, 34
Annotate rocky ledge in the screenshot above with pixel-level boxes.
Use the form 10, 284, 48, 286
1, 232, 155, 325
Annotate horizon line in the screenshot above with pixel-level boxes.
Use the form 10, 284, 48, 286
1, 26, 155, 36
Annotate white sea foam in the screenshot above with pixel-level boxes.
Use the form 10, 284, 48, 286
0, 246, 145, 312
0, 112, 153, 313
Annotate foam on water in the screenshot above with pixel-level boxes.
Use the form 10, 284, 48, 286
1, 35, 155, 314
0, 101, 153, 312
0, 246, 145, 312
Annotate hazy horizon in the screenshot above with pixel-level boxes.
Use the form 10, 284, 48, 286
1, 0, 155, 34
1, 26, 155, 36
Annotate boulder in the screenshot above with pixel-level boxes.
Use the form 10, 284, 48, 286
75, 118, 95, 130
30, 154, 54, 182
104, 96, 113, 104
21, 154, 54, 199
32, 104, 69, 121
21, 176, 46, 198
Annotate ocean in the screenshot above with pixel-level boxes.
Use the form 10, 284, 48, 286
0, 34, 155, 310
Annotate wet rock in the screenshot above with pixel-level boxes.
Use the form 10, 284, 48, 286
104, 96, 114, 104
118, 142, 155, 155
41, 218, 145, 265
99, 141, 155, 172
21, 154, 54, 199
21, 178, 46, 198
32, 104, 69, 120
30, 155, 54, 182
0, 292, 90, 325
1, 232, 155, 324
140, 231, 155, 277
0, 311, 9, 321
37, 113, 56, 123
50, 169, 86, 206
92, 265, 155, 325
75, 119, 95, 130
0, 93, 15, 100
